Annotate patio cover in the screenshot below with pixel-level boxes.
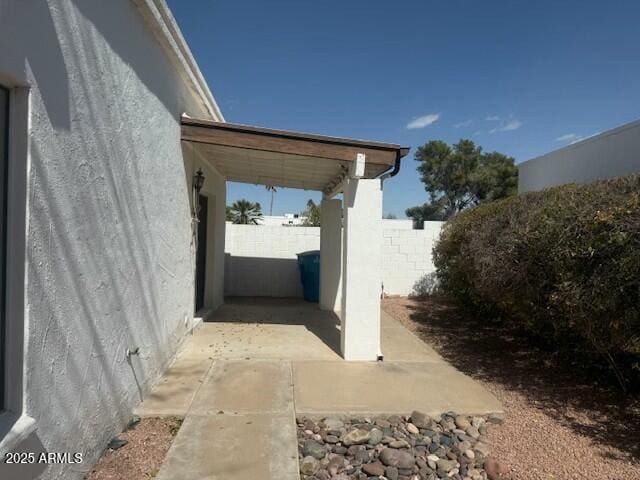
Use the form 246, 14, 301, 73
181, 116, 409, 193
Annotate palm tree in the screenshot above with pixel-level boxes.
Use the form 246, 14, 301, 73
229, 199, 263, 224
302, 199, 321, 226
265, 185, 277, 215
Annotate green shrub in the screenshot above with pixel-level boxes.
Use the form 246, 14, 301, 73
411, 272, 440, 298
433, 174, 640, 391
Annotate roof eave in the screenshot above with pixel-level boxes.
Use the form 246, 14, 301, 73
131, 0, 224, 122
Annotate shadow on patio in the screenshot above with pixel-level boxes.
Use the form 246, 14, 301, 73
137, 297, 503, 419
204, 296, 342, 359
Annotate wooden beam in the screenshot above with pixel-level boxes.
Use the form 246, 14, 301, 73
225, 174, 324, 191
182, 121, 399, 166
322, 165, 349, 197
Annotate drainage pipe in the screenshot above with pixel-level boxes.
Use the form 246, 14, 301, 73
377, 147, 409, 183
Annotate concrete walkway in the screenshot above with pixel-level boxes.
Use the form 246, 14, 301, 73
137, 298, 501, 480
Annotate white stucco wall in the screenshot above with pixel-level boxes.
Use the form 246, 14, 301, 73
319, 199, 342, 312
183, 143, 227, 311
0, 1, 224, 479
518, 119, 640, 193
340, 178, 383, 360
224, 221, 443, 297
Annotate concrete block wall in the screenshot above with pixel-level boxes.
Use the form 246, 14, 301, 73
381, 222, 442, 295
380, 219, 414, 230
224, 224, 320, 297
224, 221, 443, 297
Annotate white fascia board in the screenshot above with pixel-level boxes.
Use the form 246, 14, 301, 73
350, 153, 366, 178
131, 0, 225, 122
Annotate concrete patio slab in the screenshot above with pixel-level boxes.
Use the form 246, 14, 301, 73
292, 361, 503, 416
182, 300, 344, 362
190, 360, 293, 415
135, 356, 212, 417
208, 297, 338, 325
145, 299, 501, 480
155, 412, 299, 480
380, 314, 445, 363
381, 309, 401, 329
184, 322, 342, 361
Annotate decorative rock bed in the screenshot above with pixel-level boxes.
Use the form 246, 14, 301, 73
296, 411, 506, 480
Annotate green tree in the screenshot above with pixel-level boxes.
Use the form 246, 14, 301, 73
405, 201, 446, 227
471, 151, 519, 203
406, 139, 517, 222
383, 213, 398, 219
229, 199, 263, 224
302, 199, 321, 226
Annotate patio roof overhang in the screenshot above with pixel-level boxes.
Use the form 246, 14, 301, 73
181, 116, 409, 194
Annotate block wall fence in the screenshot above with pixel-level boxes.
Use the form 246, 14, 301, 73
224, 221, 443, 297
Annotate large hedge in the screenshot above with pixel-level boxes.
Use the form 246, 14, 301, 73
433, 174, 640, 390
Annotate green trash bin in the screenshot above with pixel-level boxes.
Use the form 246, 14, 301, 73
297, 250, 320, 302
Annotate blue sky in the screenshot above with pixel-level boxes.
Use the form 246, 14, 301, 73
167, 0, 640, 217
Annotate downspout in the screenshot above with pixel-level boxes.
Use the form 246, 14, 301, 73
377, 147, 409, 183
376, 147, 409, 362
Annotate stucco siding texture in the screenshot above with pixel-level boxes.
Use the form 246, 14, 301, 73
518, 119, 640, 193
224, 222, 443, 298
189, 152, 227, 311
1, 1, 216, 478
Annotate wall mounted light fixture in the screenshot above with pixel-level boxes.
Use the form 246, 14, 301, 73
193, 168, 205, 194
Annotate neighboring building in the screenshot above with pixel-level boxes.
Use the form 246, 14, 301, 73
0, 1, 408, 478
518, 118, 640, 193
259, 216, 413, 229
260, 213, 308, 226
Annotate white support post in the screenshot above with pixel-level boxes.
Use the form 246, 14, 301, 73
340, 178, 382, 361
319, 198, 342, 312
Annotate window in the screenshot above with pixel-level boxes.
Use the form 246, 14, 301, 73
0, 85, 8, 411
0, 85, 31, 450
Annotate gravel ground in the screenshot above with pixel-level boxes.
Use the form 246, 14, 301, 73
85, 417, 182, 480
383, 296, 640, 480
297, 413, 506, 480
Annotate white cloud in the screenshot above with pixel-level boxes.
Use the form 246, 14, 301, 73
502, 119, 523, 131
489, 119, 522, 133
556, 133, 584, 144
406, 113, 440, 129
485, 115, 501, 121
454, 119, 473, 128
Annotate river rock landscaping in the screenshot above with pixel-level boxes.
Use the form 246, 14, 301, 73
297, 411, 507, 480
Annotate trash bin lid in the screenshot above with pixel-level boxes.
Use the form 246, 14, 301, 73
296, 250, 320, 257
